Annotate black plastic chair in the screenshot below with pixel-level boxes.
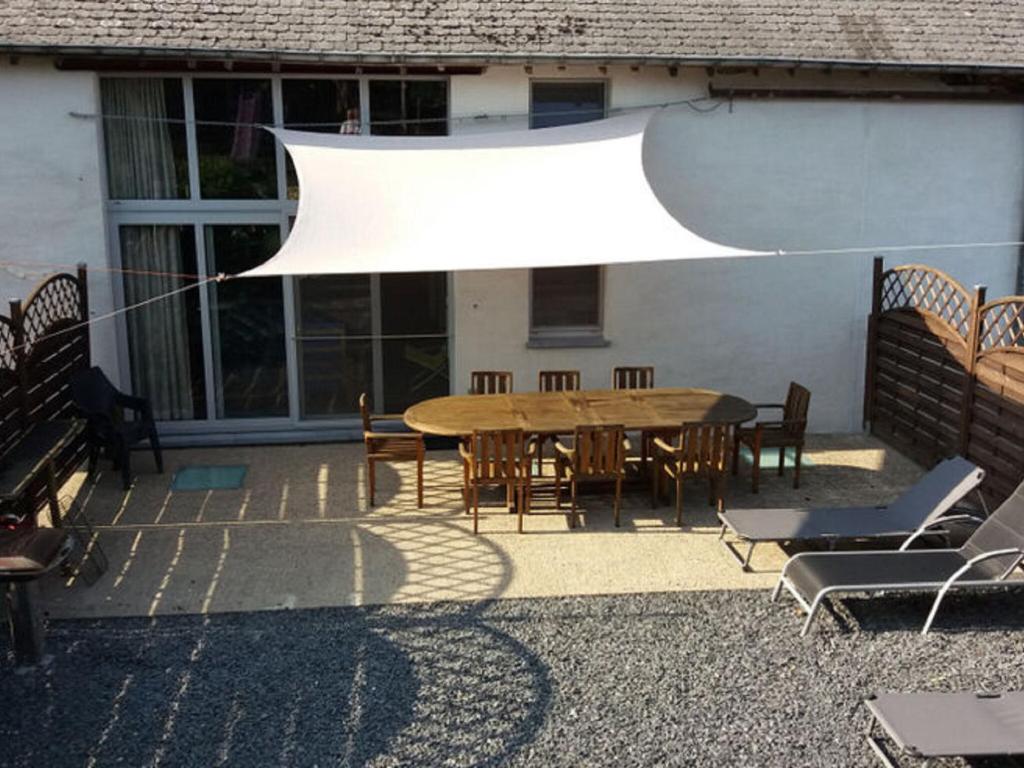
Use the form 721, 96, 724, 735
71, 367, 163, 490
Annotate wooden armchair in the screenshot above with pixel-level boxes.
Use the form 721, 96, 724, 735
652, 422, 731, 526
732, 382, 811, 493
612, 366, 655, 390
535, 370, 581, 474
359, 393, 424, 508
554, 425, 629, 528
458, 429, 533, 534
470, 370, 513, 395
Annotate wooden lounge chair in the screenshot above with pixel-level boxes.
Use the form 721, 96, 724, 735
459, 429, 532, 534
469, 370, 513, 395
611, 366, 654, 390
773, 477, 1024, 635
732, 381, 810, 492
718, 456, 986, 570
865, 691, 1024, 767
554, 424, 629, 528
652, 422, 731, 526
359, 393, 424, 508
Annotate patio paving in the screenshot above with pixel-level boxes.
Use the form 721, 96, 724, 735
37, 433, 923, 619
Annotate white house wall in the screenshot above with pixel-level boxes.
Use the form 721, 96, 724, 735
0, 58, 115, 374
450, 65, 1024, 433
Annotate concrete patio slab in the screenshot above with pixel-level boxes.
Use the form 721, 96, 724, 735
38, 434, 924, 619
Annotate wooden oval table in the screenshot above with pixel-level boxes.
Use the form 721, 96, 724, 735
403, 387, 757, 436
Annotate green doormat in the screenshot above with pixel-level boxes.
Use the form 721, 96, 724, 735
171, 465, 248, 491
737, 446, 814, 469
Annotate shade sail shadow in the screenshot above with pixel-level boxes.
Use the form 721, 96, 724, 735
1, 606, 551, 768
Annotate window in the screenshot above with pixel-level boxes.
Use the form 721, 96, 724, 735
529, 81, 607, 346
193, 78, 277, 199
101, 78, 189, 199
119, 225, 206, 419
100, 74, 451, 427
369, 80, 448, 136
282, 79, 361, 199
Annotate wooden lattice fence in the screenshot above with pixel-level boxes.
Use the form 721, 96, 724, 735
1, 266, 91, 513
864, 257, 1024, 503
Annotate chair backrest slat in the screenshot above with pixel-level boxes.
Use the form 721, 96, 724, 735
612, 366, 654, 390
783, 382, 812, 437
571, 424, 625, 478
539, 370, 581, 393
470, 370, 513, 395
358, 392, 373, 433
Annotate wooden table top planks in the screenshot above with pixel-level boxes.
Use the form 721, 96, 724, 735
403, 387, 756, 436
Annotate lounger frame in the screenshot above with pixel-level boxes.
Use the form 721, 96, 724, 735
773, 545, 1024, 636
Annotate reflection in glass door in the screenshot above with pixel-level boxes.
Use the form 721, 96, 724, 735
205, 225, 289, 418
296, 272, 449, 417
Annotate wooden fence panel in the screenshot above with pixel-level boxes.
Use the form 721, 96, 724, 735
1, 268, 90, 517
865, 258, 1024, 505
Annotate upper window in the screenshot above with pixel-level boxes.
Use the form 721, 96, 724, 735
530, 80, 606, 129
528, 81, 608, 346
282, 79, 361, 199
101, 78, 189, 199
193, 78, 277, 199
369, 80, 448, 136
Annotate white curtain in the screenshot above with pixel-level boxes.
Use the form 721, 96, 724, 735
103, 79, 196, 420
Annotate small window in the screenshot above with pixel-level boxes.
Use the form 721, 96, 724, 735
368, 80, 448, 136
528, 81, 608, 346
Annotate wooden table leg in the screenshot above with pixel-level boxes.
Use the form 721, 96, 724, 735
45, 461, 62, 528
5, 580, 45, 665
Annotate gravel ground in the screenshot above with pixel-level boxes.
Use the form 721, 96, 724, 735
3, 589, 1024, 767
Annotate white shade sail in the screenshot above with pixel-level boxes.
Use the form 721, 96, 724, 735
241, 109, 768, 277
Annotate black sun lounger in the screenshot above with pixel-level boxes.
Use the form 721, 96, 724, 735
865, 691, 1024, 767
718, 456, 986, 570
773, 478, 1024, 635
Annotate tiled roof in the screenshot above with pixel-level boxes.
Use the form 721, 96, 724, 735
2, 1, 1024, 70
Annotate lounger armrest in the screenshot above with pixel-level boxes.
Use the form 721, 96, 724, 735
962, 547, 1024, 577
525, 438, 538, 456
622, 436, 632, 452
899, 513, 988, 551
553, 441, 575, 459
458, 441, 472, 462
651, 436, 677, 455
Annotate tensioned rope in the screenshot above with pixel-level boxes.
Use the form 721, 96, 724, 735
68, 95, 729, 129
7, 275, 225, 356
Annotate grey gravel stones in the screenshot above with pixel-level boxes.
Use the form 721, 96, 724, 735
2, 589, 1023, 766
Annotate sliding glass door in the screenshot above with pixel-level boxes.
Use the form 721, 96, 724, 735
296, 272, 449, 417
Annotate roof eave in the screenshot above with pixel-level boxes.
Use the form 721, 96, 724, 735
4, 42, 1024, 75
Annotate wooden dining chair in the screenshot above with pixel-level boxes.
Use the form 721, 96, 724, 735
359, 393, 424, 508
611, 366, 655, 390
732, 382, 811, 493
535, 370, 582, 474
553, 424, 629, 528
458, 429, 533, 533
652, 422, 731, 526
538, 370, 581, 392
470, 370, 513, 395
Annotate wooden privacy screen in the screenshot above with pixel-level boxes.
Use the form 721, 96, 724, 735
864, 257, 1024, 503
2, 267, 91, 513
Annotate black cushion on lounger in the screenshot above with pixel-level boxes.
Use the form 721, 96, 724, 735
868, 691, 1024, 758
0, 528, 71, 579
721, 456, 983, 543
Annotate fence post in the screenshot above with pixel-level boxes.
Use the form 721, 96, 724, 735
76, 263, 90, 364
959, 284, 987, 456
9, 297, 29, 428
862, 256, 884, 428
